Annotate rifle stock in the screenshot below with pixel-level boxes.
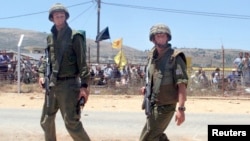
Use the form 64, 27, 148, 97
142, 83, 152, 116
141, 61, 152, 116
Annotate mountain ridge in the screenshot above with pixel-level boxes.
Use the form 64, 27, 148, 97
0, 28, 247, 67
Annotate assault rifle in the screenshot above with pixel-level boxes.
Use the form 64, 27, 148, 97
44, 48, 51, 108
141, 64, 152, 116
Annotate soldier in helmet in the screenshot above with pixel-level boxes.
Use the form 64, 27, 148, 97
139, 23, 188, 141
38, 3, 91, 141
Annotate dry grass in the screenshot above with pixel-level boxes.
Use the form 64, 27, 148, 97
0, 82, 250, 100
0, 83, 43, 93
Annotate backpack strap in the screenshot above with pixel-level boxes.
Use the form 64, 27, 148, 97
46, 34, 57, 86
71, 30, 86, 46
71, 30, 87, 56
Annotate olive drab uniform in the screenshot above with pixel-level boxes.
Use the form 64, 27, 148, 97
139, 45, 188, 141
39, 24, 90, 141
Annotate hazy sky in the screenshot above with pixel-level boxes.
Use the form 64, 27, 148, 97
1, 0, 249, 51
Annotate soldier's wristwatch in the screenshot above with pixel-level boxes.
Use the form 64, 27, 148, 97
178, 107, 186, 111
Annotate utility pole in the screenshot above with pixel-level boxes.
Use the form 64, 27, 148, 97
88, 45, 90, 65
96, 0, 101, 63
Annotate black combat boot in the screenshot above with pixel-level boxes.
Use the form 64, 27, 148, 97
159, 133, 170, 141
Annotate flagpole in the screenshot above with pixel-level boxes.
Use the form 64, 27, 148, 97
119, 46, 122, 70
112, 38, 126, 69
96, 0, 101, 63
109, 39, 113, 63
118, 38, 123, 70
88, 44, 90, 65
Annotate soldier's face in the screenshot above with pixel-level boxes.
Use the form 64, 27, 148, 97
52, 11, 66, 27
154, 33, 168, 46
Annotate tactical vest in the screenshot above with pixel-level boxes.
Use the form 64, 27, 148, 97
148, 48, 187, 83
169, 49, 187, 85
147, 47, 187, 105
46, 30, 86, 86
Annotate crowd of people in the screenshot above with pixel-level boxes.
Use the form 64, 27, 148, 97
191, 67, 241, 91
89, 63, 145, 87
0, 51, 14, 81
233, 52, 250, 87
0, 51, 11, 64
0, 52, 42, 84
190, 51, 250, 91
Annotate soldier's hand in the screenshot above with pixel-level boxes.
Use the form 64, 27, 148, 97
140, 86, 145, 95
38, 77, 45, 88
79, 87, 89, 103
175, 110, 185, 126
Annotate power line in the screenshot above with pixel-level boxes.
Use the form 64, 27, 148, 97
102, 1, 250, 20
69, 3, 95, 23
0, 11, 47, 20
0, 1, 93, 20
2, 1, 249, 20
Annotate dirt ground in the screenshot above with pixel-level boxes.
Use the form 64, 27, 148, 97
1, 91, 250, 114
1, 90, 250, 141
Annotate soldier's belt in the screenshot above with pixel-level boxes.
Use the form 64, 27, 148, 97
57, 76, 76, 81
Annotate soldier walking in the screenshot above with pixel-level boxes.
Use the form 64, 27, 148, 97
38, 3, 91, 141
140, 23, 188, 141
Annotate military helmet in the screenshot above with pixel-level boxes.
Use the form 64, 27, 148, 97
49, 3, 69, 21
149, 23, 172, 41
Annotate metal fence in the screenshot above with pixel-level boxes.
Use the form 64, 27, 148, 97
1, 68, 250, 98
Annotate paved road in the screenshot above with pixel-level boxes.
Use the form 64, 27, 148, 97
0, 109, 249, 141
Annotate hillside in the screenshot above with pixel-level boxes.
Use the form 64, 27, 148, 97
0, 28, 247, 67
0, 28, 147, 65
176, 48, 245, 68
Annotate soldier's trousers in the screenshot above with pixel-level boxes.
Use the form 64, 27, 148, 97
139, 104, 176, 141
40, 78, 90, 141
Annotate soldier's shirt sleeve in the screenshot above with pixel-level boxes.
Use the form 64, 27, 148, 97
72, 34, 90, 86
175, 55, 188, 85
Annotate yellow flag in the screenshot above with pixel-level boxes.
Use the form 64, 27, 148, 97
114, 50, 127, 69
112, 38, 122, 49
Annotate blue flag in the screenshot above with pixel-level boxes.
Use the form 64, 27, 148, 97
95, 26, 110, 42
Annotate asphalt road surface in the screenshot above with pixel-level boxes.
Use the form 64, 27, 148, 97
0, 109, 249, 141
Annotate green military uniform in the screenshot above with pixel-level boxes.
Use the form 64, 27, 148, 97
139, 46, 188, 141
39, 23, 90, 141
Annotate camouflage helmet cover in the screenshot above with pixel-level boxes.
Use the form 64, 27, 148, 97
149, 23, 172, 41
49, 3, 69, 21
